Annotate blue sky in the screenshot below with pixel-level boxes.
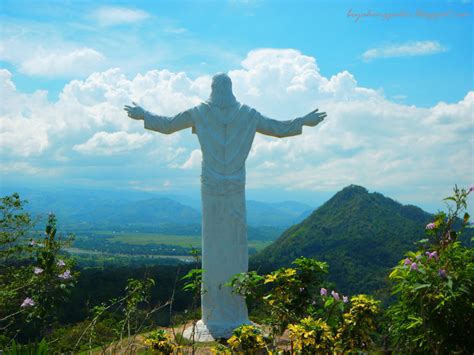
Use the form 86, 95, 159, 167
0, 0, 473, 212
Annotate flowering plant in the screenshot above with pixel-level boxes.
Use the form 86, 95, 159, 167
288, 316, 333, 353
227, 324, 266, 353
144, 329, 176, 354
388, 186, 474, 353
0, 194, 77, 341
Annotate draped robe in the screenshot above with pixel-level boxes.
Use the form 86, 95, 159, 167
143, 102, 304, 338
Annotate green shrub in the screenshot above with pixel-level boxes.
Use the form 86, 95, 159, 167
227, 324, 266, 353
144, 329, 176, 354
388, 186, 474, 354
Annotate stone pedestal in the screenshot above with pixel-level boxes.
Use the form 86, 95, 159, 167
182, 320, 253, 342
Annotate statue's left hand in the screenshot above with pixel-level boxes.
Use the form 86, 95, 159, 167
302, 109, 327, 127
124, 102, 146, 120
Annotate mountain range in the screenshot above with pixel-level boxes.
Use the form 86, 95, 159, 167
0, 186, 312, 232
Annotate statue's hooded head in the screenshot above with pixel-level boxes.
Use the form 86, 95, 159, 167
207, 73, 238, 108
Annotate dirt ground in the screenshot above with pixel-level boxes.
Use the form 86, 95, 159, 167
90, 321, 291, 354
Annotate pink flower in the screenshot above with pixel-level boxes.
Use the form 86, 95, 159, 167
343, 296, 349, 303
331, 290, 340, 300
425, 251, 438, 261
426, 222, 436, 230
403, 258, 412, 266
34, 267, 43, 275
410, 263, 419, 271
58, 270, 72, 280
21, 297, 35, 308
57, 260, 66, 267
320, 288, 327, 296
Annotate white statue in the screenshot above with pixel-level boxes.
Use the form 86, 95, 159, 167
124, 73, 326, 340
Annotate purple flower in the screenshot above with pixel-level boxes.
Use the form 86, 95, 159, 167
410, 263, 419, 271
21, 297, 35, 308
34, 267, 43, 275
331, 290, 340, 300
320, 288, 327, 296
58, 270, 72, 280
343, 296, 349, 303
425, 251, 438, 261
426, 222, 436, 230
439, 269, 447, 279
57, 260, 66, 267
403, 258, 412, 266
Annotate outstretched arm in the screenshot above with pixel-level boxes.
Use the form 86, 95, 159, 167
124, 102, 194, 135
255, 108, 327, 138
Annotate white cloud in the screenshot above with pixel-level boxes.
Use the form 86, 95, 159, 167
362, 41, 447, 61
0, 25, 105, 77
73, 131, 153, 155
0, 162, 56, 176
0, 70, 50, 156
180, 149, 202, 169
20, 48, 105, 77
0, 48, 472, 211
92, 6, 150, 26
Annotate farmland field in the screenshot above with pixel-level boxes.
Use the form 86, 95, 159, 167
106, 232, 272, 251
71, 230, 272, 260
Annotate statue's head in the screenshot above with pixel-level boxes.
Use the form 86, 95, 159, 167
208, 73, 238, 108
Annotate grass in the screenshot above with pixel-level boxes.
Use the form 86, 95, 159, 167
106, 232, 272, 251
110, 233, 202, 247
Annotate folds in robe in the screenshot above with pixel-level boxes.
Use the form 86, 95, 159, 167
144, 103, 305, 193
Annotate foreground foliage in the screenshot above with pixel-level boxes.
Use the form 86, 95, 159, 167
227, 324, 266, 353
0, 194, 77, 346
1, 186, 472, 354
388, 185, 474, 354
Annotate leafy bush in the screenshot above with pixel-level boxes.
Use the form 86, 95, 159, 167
388, 186, 474, 354
144, 329, 176, 354
227, 324, 266, 353
335, 294, 380, 352
288, 316, 333, 353
230, 257, 381, 352
230, 257, 328, 336
0, 194, 77, 343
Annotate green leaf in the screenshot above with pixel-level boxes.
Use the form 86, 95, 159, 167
412, 283, 431, 291
416, 239, 429, 244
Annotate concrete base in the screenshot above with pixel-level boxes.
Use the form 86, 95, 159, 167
182, 320, 252, 342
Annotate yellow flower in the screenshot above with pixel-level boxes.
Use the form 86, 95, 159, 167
264, 274, 277, 284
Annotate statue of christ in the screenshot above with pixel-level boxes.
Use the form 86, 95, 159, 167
124, 73, 326, 340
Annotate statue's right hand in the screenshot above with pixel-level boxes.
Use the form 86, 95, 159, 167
124, 102, 145, 120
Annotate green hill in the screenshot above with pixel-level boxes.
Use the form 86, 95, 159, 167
250, 185, 435, 296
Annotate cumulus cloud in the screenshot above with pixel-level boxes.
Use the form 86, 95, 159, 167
0, 70, 50, 156
73, 131, 153, 155
362, 41, 448, 62
1, 48, 472, 210
92, 6, 150, 26
0, 26, 105, 77
180, 149, 202, 169
20, 48, 105, 77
